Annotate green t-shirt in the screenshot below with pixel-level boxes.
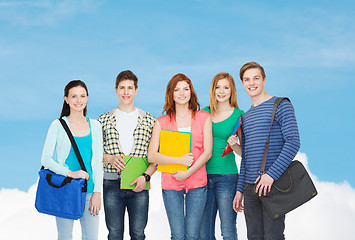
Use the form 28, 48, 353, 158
202, 106, 244, 174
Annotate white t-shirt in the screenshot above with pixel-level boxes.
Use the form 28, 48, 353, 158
115, 108, 139, 155
178, 127, 191, 133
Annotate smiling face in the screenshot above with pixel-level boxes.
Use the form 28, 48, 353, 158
115, 79, 138, 107
242, 68, 266, 98
64, 86, 88, 114
215, 78, 231, 104
173, 81, 191, 106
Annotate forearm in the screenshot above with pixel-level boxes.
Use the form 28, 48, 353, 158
92, 159, 103, 192
148, 151, 184, 165
92, 132, 104, 192
230, 143, 242, 156
227, 128, 242, 156
185, 150, 212, 177
147, 120, 183, 165
236, 130, 246, 193
267, 101, 300, 180
103, 153, 115, 164
184, 114, 212, 176
233, 128, 242, 155
266, 139, 300, 180
236, 158, 246, 193
42, 157, 70, 176
144, 163, 157, 176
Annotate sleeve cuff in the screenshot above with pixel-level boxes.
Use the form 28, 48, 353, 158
236, 184, 245, 194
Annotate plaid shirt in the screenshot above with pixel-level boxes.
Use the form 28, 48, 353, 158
98, 107, 156, 173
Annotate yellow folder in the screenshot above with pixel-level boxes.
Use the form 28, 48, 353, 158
157, 130, 191, 173
120, 156, 150, 190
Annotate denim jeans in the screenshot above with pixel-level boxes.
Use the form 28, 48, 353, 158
162, 185, 207, 240
103, 179, 149, 240
200, 174, 238, 240
56, 193, 99, 240
243, 183, 285, 240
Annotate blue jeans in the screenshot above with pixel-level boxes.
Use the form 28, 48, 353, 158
163, 186, 207, 240
243, 183, 285, 240
200, 174, 238, 240
103, 179, 149, 240
56, 193, 99, 240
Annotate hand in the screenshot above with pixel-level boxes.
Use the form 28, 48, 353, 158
179, 153, 194, 167
172, 170, 190, 181
255, 173, 274, 196
227, 135, 239, 147
233, 191, 244, 213
110, 155, 126, 171
67, 170, 89, 180
89, 192, 101, 216
130, 176, 147, 192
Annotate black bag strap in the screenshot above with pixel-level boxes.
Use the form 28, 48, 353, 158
46, 173, 73, 188
259, 97, 290, 174
59, 118, 87, 172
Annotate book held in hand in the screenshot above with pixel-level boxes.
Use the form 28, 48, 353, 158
157, 130, 191, 174
120, 156, 150, 190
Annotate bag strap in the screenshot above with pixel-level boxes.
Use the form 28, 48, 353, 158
259, 97, 290, 174
59, 118, 88, 172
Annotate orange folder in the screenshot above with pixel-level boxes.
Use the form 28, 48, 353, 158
157, 130, 191, 173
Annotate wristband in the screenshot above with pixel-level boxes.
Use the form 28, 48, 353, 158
142, 173, 151, 182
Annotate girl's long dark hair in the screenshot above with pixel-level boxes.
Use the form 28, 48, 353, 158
60, 80, 89, 118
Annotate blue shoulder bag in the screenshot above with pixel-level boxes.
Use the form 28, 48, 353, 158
35, 118, 88, 220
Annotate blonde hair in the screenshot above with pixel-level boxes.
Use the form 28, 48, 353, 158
209, 72, 239, 116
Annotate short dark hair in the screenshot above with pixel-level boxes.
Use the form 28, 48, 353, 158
239, 62, 266, 81
115, 70, 138, 89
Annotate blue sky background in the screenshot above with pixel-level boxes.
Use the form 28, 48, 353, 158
0, 0, 354, 191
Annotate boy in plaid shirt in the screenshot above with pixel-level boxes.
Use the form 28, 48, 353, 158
98, 70, 156, 240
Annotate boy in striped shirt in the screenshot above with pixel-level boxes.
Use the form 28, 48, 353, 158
233, 62, 300, 239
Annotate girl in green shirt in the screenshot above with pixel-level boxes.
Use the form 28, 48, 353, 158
200, 72, 244, 240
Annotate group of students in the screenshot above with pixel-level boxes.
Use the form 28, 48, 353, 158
41, 61, 300, 240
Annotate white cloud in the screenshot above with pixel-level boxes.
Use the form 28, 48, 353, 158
0, 152, 354, 239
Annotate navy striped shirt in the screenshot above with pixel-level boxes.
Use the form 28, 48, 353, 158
237, 96, 300, 193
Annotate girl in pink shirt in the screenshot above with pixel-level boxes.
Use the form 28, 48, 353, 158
148, 73, 212, 240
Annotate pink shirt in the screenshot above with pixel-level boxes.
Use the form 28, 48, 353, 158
158, 110, 210, 191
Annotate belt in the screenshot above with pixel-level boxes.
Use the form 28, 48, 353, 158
104, 171, 121, 180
